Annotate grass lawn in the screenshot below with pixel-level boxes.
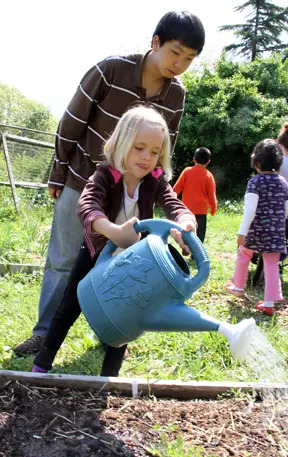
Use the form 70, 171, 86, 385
0, 202, 287, 382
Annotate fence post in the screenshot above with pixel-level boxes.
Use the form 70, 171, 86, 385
1, 133, 20, 214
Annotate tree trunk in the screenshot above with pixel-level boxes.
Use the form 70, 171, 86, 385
251, 0, 261, 61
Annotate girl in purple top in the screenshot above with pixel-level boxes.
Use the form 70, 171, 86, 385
225, 139, 288, 315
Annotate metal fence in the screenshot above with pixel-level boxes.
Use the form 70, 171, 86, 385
0, 124, 55, 213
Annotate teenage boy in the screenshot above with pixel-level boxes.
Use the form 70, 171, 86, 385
173, 147, 217, 244
14, 11, 205, 355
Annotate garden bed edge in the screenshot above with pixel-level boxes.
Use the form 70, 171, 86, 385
0, 370, 286, 399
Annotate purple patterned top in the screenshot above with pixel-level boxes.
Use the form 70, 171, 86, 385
245, 173, 288, 253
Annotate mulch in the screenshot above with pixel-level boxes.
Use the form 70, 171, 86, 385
0, 381, 287, 457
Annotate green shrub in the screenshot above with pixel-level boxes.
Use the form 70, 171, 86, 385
173, 53, 288, 194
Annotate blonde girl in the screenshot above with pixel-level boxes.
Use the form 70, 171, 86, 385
32, 105, 196, 376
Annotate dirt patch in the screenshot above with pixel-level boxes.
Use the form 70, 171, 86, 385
217, 252, 237, 261
0, 381, 287, 457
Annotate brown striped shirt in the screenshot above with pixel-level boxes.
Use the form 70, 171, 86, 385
49, 52, 186, 192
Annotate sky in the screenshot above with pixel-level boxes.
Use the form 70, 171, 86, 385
1, 0, 287, 120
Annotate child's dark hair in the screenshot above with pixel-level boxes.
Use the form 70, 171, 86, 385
152, 11, 205, 55
251, 139, 283, 172
278, 122, 288, 150
194, 147, 211, 164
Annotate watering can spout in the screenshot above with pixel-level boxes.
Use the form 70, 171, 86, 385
143, 301, 220, 333
218, 318, 257, 360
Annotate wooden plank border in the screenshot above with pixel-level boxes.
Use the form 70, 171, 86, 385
0, 370, 286, 399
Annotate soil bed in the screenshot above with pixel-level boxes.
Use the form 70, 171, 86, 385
0, 381, 287, 457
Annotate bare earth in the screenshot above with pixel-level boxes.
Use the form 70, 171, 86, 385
0, 381, 287, 457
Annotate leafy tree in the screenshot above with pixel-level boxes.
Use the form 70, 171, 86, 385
24, 101, 57, 134
219, 0, 288, 61
0, 84, 28, 127
0, 83, 57, 135
173, 53, 288, 196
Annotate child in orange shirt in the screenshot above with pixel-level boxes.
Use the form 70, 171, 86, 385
173, 147, 217, 243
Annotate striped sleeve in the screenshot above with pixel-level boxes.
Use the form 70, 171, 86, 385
49, 60, 111, 188
169, 86, 185, 152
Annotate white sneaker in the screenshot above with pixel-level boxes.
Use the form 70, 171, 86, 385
225, 283, 245, 297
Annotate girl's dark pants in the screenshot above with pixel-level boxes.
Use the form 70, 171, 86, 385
34, 244, 128, 376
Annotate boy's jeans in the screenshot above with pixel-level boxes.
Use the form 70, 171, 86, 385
33, 186, 83, 337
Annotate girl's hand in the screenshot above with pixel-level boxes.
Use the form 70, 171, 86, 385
92, 216, 140, 249
170, 220, 196, 255
111, 217, 141, 249
237, 234, 246, 246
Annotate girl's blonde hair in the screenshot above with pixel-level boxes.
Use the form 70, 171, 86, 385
104, 105, 172, 181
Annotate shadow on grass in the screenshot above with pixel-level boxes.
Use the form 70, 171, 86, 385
225, 292, 282, 327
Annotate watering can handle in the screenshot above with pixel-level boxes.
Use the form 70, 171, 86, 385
134, 218, 209, 267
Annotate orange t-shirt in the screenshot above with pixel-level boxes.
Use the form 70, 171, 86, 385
173, 165, 217, 215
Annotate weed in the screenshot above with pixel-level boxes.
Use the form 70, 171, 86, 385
149, 433, 217, 457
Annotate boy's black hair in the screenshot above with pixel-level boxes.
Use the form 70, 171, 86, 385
194, 147, 211, 164
152, 11, 205, 55
251, 139, 283, 172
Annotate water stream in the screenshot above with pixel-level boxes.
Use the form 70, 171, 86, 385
237, 323, 287, 383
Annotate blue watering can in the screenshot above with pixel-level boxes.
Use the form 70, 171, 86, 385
77, 219, 226, 347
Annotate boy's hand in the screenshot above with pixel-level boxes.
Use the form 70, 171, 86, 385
237, 234, 246, 246
49, 187, 62, 199
170, 220, 196, 255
